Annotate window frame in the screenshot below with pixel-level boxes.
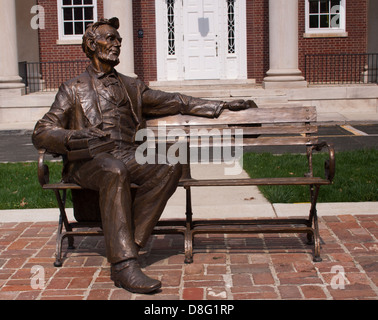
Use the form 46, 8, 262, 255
57, 0, 98, 43
304, 0, 347, 37
166, 0, 176, 56
227, 0, 236, 55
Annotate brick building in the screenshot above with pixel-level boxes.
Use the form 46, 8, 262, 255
12, 0, 378, 85
0, 0, 377, 125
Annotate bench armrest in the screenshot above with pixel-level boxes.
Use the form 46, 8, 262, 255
37, 149, 50, 187
311, 142, 336, 182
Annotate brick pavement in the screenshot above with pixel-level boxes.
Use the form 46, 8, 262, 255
0, 214, 377, 300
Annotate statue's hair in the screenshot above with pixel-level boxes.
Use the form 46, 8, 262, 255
82, 17, 120, 59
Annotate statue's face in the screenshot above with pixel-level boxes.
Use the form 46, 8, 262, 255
94, 24, 122, 67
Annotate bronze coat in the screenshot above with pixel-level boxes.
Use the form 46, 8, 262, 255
32, 66, 224, 180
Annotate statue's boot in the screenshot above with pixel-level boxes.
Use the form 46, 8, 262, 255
111, 259, 161, 294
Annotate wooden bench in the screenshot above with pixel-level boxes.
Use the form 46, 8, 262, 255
37, 105, 335, 267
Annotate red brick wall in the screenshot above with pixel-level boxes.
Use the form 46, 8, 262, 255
246, 0, 270, 83
132, 0, 157, 83
246, 0, 368, 84
36, 0, 103, 87
37, 0, 156, 83
37, 0, 104, 63
37, 0, 368, 85
298, 0, 368, 75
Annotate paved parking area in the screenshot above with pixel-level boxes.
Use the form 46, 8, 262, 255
1, 124, 377, 163
1, 214, 377, 300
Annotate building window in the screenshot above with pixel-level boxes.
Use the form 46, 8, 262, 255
227, 0, 236, 54
305, 0, 346, 36
167, 0, 176, 56
58, 0, 97, 41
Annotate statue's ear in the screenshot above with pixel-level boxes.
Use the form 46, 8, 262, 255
87, 39, 96, 52
109, 17, 120, 29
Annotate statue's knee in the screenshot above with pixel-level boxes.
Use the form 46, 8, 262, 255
102, 158, 130, 182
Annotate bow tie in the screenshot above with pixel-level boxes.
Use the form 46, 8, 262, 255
100, 73, 120, 87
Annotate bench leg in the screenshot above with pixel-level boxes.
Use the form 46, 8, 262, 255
308, 185, 322, 262
184, 229, 194, 264
306, 232, 314, 245
313, 214, 322, 262
54, 213, 64, 267
184, 187, 194, 264
53, 189, 75, 267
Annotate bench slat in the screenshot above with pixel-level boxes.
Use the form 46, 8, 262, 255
43, 183, 139, 190
44, 176, 329, 191
179, 177, 331, 187
43, 183, 83, 190
159, 136, 319, 147
242, 136, 318, 146
146, 106, 317, 126
149, 124, 318, 136
228, 125, 318, 135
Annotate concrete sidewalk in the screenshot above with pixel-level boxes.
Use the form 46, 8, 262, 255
0, 193, 377, 224
1, 201, 377, 223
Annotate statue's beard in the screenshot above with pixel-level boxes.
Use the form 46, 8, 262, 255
97, 51, 120, 67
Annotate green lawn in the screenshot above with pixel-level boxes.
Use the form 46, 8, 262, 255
0, 161, 72, 210
0, 149, 376, 209
243, 149, 377, 203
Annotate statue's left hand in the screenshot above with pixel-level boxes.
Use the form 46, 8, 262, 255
224, 99, 258, 111
68, 127, 108, 140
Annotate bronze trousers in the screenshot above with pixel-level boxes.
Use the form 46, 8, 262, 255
71, 151, 182, 264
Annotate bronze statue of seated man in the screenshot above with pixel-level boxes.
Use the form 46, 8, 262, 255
32, 17, 256, 294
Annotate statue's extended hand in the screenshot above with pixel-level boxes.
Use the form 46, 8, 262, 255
224, 100, 258, 111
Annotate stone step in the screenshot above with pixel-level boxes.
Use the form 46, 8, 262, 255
149, 80, 291, 104
149, 79, 255, 94
149, 79, 256, 87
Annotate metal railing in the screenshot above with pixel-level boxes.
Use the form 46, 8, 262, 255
305, 53, 378, 85
19, 60, 90, 94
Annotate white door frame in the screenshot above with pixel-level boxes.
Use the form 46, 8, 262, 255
155, 0, 247, 81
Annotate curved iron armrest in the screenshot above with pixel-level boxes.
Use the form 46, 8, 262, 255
37, 149, 50, 187
310, 142, 336, 182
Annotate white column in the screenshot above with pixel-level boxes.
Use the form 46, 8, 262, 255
0, 0, 24, 95
103, 0, 137, 78
263, 0, 307, 89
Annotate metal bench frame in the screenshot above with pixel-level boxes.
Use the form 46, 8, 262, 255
37, 106, 335, 267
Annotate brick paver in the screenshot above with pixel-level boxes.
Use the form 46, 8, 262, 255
0, 215, 377, 300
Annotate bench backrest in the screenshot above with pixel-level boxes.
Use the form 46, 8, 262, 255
146, 105, 318, 146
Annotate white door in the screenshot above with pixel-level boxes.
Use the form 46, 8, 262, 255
183, 0, 220, 80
